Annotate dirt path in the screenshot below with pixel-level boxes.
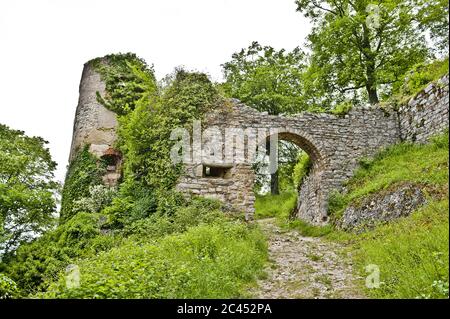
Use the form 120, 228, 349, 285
250, 218, 365, 299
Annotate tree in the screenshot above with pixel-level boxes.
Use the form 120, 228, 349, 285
222, 41, 308, 115
296, 0, 429, 105
416, 0, 449, 54
222, 42, 307, 194
0, 124, 58, 256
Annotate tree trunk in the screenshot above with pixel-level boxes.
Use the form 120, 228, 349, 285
366, 81, 379, 104
362, 23, 379, 105
270, 171, 280, 195
266, 139, 279, 195
365, 55, 379, 104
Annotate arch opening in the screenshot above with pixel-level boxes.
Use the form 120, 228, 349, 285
253, 130, 325, 222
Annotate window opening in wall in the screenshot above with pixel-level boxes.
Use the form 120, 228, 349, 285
202, 165, 231, 178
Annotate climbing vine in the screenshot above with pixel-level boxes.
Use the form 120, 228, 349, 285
91, 53, 158, 115
11, 53, 267, 300
116, 69, 223, 219
89, 54, 224, 223
60, 145, 106, 222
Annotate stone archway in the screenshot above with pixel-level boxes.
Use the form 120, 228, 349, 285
259, 129, 329, 224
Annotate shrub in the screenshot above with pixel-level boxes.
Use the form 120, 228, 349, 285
2, 212, 121, 294
393, 57, 449, 97
292, 153, 311, 189
116, 68, 222, 217
42, 221, 267, 299
123, 197, 226, 240
72, 185, 117, 214
91, 53, 158, 115
0, 273, 18, 299
60, 145, 106, 222
330, 101, 353, 116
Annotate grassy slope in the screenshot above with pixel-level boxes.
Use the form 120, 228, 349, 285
353, 199, 448, 298
43, 221, 267, 299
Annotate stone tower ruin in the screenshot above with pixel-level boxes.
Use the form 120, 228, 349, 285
68, 60, 122, 186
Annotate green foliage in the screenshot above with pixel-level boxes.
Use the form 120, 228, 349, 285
283, 219, 333, 237
330, 101, 353, 116
415, 0, 449, 53
328, 132, 449, 219
254, 191, 297, 220
123, 197, 226, 241
60, 145, 105, 222
0, 273, 18, 299
117, 69, 221, 217
327, 191, 348, 221
0, 124, 58, 256
222, 41, 308, 114
91, 53, 158, 115
296, 0, 429, 105
292, 153, 312, 189
2, 212, 121, 295
72, 185, 117, 214
391, 57, 449, 98
276, 164, 296, 192
42, 220, 267, 299
354, 199, 449, 298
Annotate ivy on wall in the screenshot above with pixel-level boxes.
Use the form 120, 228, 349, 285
90, 53, 158, 116
60, 145, 106, 222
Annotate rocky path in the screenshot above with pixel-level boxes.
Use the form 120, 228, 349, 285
250, 218, 365, 299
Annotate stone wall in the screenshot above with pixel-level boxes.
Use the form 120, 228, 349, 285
176, 75, 449, 224
177, 163, 256, 220
398, 74, 449, 143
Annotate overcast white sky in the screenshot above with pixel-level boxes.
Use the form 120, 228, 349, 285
0, 0, 311, 182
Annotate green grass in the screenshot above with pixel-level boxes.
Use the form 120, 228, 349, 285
393, 57, 449, 98
283, 219, 333, 237
254, 191, 333, 237
254, 191, 297, 220
353, 199, 449, 299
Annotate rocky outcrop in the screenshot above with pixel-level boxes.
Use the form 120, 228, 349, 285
338, 183, 428, 232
